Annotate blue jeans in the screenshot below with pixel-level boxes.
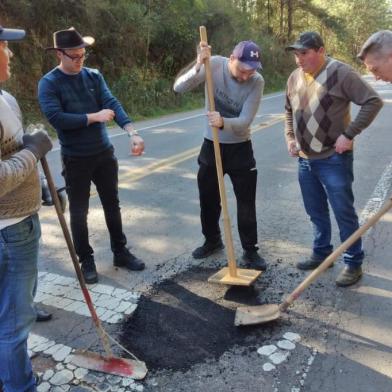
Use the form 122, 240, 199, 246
298, 152, 364, 266
0, 214, 40, 392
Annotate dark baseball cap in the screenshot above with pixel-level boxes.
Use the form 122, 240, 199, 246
232, 40, 262, 70
286, 32, 324, 51
0, 25, 26, 41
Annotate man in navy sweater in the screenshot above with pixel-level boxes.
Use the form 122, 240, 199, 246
38, 28, 145, 284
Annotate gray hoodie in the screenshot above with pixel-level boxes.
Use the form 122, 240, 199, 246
174, 56, 264, 144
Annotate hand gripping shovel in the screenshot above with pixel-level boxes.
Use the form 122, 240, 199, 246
235, 197, 392, 326
41, 157, 147, 379
199, 26, 261, 286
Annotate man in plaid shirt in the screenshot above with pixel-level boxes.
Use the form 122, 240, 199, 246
285, 31, 383, 286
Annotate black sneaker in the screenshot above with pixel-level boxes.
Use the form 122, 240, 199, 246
113, 248, 145, 271
296, 253, 333, 270
81, 256, 98, 284
35, 373, 41, 386
242, 249, 267, 271
192, 239, 224, 259
35, 306, 52, 322
336, 265, 363, 287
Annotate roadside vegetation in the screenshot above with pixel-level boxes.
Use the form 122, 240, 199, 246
1, 0, 391, 126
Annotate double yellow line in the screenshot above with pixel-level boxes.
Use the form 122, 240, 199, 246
117, 114, 285, 185
38, 114, 285, 210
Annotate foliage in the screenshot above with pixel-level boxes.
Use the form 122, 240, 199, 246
0, 0, 390, 124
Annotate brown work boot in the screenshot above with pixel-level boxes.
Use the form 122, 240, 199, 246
336, 265, 363, 287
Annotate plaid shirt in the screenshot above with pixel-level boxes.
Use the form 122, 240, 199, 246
285, 58, 383, 159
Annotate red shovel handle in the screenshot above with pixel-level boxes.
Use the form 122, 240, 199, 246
41, 157, 113, 357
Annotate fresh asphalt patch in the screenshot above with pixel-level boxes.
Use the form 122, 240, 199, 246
120, 267, 289, 372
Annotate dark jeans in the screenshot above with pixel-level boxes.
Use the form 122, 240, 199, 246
62, 147, 127, 261
197, 139, 258, 251
298, 152, 364, 266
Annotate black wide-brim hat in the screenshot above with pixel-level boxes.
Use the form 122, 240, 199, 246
0, 25, 25, 41
46, 27, 94, 50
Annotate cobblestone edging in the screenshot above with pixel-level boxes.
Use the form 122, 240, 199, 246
256, 331, 320, 392
35, 272, 140, 323
29, 333, 144, 392
257, 331, 301, 372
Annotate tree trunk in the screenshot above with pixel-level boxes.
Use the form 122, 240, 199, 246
287, 0, 293, 41
280, 0, 285, 39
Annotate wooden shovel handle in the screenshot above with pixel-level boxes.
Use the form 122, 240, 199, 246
280, 197, 392, 312
199, 26, 237, 277
41, 157, 113, 357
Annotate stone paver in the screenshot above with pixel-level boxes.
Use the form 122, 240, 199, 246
283, 332, 301, 342
53, 345, 73, 362
31, 270, 146, 391
50, 369, 74, 386
269, 351, 290, 365
258, 331, 303, 370
257, 344, 278, 357
262, 363, 276, 372
277, 339, 296, 350
35, 272, 141, 324
74, 368, 89, 380
37, 382, 51, 392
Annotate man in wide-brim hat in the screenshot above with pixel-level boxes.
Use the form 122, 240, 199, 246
46, 26, 95, 50
38, 27, 146, 285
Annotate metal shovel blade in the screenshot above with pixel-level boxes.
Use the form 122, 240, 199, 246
71, 350, 148, 379
235, 304, 281, 326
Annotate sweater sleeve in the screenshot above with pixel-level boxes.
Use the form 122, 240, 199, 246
38, 77, 89, 130
0, 146, 37, 198
284, 82, 295, 144
97, 72, 132, 128
173, 64, 206, 93
341, 70, 383, 138
222, 77, 264, 136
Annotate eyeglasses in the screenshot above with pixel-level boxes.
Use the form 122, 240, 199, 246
60, 50, 89, 62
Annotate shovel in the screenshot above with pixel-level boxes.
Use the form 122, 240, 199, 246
235, 197, 392, 326
40, 156, 147, 379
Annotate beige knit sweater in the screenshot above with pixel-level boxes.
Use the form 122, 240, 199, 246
0, 90, 41, 219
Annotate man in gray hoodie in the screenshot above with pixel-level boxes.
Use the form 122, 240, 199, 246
174, 40, 266, 271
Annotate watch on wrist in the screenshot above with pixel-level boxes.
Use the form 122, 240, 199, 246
126, 128, 139, 137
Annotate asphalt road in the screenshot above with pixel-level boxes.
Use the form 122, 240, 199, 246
33, 78, 392, 392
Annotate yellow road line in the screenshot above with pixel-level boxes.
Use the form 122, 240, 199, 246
40, 115, 284, 214
118, 146, 201, 184
117, 114, 285, 185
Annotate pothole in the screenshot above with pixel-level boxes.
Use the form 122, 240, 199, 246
120, 268, 280, 371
